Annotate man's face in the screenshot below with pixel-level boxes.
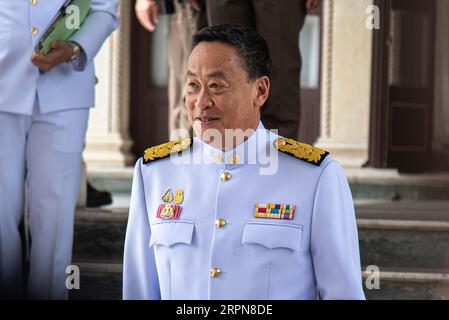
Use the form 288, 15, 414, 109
185, 42, 269, 146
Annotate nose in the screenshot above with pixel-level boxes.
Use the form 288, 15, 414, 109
196, 89, 213, 110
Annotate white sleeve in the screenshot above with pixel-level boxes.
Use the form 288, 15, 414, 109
310, 160, 365, 300
123, 158, 161, 300
70, 0, 120, 69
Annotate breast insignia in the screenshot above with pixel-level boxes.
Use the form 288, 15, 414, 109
162, 189, 174, 203
157, 187, 184, 220
143, 138, 192, 164
174, 189, 184, 204
274, 138, 329, 166
254, 203, 296, 220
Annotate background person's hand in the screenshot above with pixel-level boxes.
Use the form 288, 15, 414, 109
306, 0, 321, 13
187, 0, 201, 11
135, 0, 159, 32
31, 41, 74, 72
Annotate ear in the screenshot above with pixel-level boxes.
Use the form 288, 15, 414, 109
253, 76, 270, 110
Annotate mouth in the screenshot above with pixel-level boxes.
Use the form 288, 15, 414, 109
195, 116, 220, 125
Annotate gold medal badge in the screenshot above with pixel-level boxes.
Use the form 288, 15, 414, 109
174, 189, 184, 204
157, 188, 184, 219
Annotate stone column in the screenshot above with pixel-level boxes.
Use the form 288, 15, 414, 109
316, 0, 374, 168
84, 1, 134, 167
433, 0, 449, 151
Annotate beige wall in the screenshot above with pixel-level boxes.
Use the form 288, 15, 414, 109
84, 1, 133, 167
317, 0, 374, 168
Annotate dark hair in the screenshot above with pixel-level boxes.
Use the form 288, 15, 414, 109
192, 24, 272, 80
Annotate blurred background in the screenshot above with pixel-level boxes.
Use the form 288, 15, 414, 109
73, 0, 449, 300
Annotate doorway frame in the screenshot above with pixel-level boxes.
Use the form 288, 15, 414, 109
368, 0, 437, 171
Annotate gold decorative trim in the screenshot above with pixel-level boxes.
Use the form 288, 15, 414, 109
143, 138, 192, 163
274, 138, 329, 166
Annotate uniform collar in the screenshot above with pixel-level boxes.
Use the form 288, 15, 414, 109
194, 122, 269, 170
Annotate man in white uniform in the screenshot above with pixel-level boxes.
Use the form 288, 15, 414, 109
123, 24, 365, 299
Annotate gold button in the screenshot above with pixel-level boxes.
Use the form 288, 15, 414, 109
229, 155, 240, 165
30, 0, 37, 5
214, 154, 222, 164
210, 268, 222, 278
31, 27, 38, 35
220, 172, 231, 181
215, 218, 226, 228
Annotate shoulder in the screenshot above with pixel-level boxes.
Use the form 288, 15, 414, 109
274, 137, 329, 167
142, 138, 192, 165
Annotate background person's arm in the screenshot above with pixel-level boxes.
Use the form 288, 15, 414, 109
306, 0, 321, 13
70, 0, 121, 70
135, 0, 160, 32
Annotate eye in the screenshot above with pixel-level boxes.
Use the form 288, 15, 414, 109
187, 82, 200, 91
209, 83, 221, 89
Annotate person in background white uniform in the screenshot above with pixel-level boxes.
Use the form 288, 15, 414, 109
0, 0, 119, 299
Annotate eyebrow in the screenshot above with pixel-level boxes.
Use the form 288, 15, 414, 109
187, 70, 229, 81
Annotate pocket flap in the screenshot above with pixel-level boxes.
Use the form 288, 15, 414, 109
242, 222, 303, 251
150, 220, 194, 247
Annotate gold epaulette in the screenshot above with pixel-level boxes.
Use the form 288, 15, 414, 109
143, 138, 192, 164
274, 138, 329, 166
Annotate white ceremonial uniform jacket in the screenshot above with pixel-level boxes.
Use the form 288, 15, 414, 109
123, 122, 366, 300
0, 0, 119, 115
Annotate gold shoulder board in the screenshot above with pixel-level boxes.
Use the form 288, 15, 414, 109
143, 138, 192, 164
274, 138, 329, 166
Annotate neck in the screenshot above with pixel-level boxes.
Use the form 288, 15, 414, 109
203, 121, 260, 152
224, 121, 260, 151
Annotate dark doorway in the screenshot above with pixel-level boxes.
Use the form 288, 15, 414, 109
298, 7, 322, 145
130, 2, 170, 161
369, 0, 437, 173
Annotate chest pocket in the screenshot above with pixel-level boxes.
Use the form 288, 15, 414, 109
242, 222, 303, 252
149, 220, 195, 247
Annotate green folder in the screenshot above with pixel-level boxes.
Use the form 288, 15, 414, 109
35, 0, 91, 55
